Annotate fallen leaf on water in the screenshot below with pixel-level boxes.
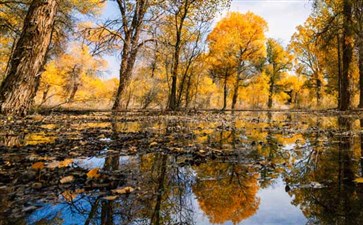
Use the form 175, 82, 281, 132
129, 146, 137, 153
198, 150, 206, 154
31, 162, 45, 170
47, 159, 73, 169
103, 196, 118, 201
354, 177, 363, 183
62, 190, 78, 202
47, 161, 61, 169
60, 175, 74, 184
32, 182, 42, 189
87, 168, 100, 179
149, 142, 158, 147
59, 159, 73, 167
112, 186, 134, 195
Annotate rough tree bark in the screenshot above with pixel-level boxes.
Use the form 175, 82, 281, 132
340, 0, 353, 111
268, 78, 274, 109
168, 0, 192, 111
315, 77, 322, 106
337, 33, 342, 109
67, 65, 81, 103
359, 41, 363, 108
112, 0, 148, 111
222, 73, 228, 111
0, 0, 58, 116
184, 74, 192, 108
231, 78, 240, 111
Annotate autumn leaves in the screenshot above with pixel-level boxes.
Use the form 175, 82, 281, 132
1, 0, 362, 115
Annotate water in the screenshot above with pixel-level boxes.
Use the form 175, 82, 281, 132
0, 111, 363, 225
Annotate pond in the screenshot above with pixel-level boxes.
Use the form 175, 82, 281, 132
1, 111, 363, 225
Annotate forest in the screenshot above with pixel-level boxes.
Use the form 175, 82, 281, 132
1, 0, 363, 225
0, 0, 362, 114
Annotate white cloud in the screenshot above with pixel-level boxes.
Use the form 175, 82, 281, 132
223, 0, 313, 45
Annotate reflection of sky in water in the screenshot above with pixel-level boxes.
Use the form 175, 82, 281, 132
241, 178, 307, 225
27, 196, 95, 225
193, 178, 306, 225
73, 157, 105, 170
26, 164, 306, 225
7, 112, 358, 225
73, 156, 134, 170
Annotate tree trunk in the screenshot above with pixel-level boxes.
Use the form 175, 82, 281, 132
150, 154, 167, 225
112, 43, 138, 110
169, 44, 180, 110
142, 90, 155, 109
67, 65, 81, 103
0, 0, 58, 116
125, 90, 132, 110
268, 78, 274, 109
176, 71, 187, 108
168, 3, 189, 111
337, 33, 342, 109
67, 84, 79, 103
184, 75, 192, 108
358, 39, 363, 108
222, 74, 228, 111
316, 77, 322, 106
340, 0, 353, 111
41, 84, 50, 105
231, 79, 240, 111
112, 50, 129, 110
112, 0, 146, 111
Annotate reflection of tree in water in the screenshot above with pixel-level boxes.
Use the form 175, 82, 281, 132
256, 112, 292, 188
192, 161, 260, 224
141, 119, 196, 224
0, 134, 25, 147
133, 153, 196, 225
285, 117, 363, 225
205, 116, 245, 151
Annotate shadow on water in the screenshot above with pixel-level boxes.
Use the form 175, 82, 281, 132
1, 111, 363, 224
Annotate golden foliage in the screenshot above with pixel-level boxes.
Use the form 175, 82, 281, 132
193, 162, 260, 224
87, 168, 101, 179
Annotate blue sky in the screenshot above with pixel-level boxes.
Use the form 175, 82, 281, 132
101, 0, 313, 79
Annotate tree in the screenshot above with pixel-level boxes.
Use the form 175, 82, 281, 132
193, 161, 260, 224
265, 38, 293, 108
110, 0, 155, 111
290, 16, 337, 107
164, 0, 230, 110
0, 0, 58, 115
0, 0, 104, 114
353, 0, 363, 107
0, 0, 104, 78
208, 53, 235, 111
208, 12, 267, 111
82, 0, 161, 111
341, 0, 354, 110
37, 43, 109, 107
0, 1, 28, 81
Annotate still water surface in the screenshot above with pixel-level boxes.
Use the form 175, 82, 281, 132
0, 111, 362, 225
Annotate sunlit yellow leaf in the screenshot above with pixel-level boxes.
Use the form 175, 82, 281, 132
354, 178, 363, 183
31, 162, 45, 170
87, 168, 100, 179
103, 196, 118, 201
149, 142, 158, 147
62, 190, 78, 202
48, 159, 73, 169
60, 175, 74, 184
112, 186, 134, 195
